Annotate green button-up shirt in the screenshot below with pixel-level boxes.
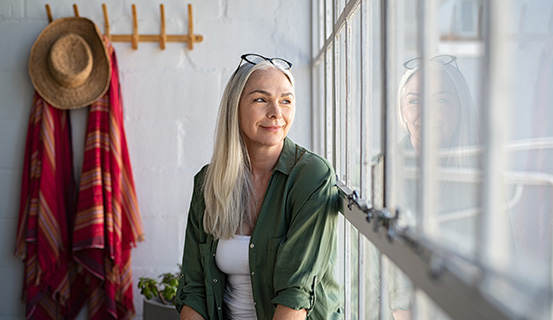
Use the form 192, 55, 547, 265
176, 137, 343, 319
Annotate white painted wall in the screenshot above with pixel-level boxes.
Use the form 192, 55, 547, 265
0, 1, 312, 319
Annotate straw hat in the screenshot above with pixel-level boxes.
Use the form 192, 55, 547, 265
29, 17, 111, 110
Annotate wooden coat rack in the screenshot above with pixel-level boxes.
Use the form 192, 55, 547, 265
45, 3, 203, 50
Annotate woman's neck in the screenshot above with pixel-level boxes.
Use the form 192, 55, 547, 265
247, 141, 284, 177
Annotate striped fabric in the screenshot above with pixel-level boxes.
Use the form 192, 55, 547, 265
15, 94, 76, 318
72, 43, 144, 320
15, 42, 144, 319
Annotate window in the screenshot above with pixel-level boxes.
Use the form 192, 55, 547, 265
312, 0, 553, 319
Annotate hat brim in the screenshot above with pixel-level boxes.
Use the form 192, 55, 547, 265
29, 17, 111, 110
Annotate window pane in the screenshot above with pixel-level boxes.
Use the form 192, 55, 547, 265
348, 223, 359, 320
362, 237, 381, 320
389, 0, 420, 230
336, 26, 347, 181
383, 256, 413, 319
364, 0, 382, 205
325, 45, 334, 162
481, 0, 553, 317
423, 0, 483, 256
313, 59, 325, 155
325, 0, 333, 40
350, 8, 362, 191
416, 290, 452, 320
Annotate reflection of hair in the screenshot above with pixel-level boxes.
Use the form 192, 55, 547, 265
203, 61, 295, 239
396, 60, 479, 148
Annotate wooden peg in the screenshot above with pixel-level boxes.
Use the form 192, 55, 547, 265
102, 4, 111, 41
45, 4, 53, 23
131, 4, 138, 49
160, 4, 166, 49
73, 4, 79, 17
187, 4, 194, 50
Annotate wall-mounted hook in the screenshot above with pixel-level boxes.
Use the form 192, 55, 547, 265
102, 3, 111, 41
45, 4, 53, 23
45, 3, 203, 50
131, 4, 138, 49
160, 4, 167, 49
187, 4, 194, 50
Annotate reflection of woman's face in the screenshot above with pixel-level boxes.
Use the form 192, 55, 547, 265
401, 70, 461, 151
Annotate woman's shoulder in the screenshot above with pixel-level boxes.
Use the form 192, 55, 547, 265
289, 141, 335, 184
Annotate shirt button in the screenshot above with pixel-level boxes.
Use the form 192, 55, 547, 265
250, 243, 254, 248
251, 272, 255, 276
218, 307, 221, 310
213, 278, 218, 283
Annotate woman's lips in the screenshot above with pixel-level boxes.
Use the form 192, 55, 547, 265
261, 125, 283, 132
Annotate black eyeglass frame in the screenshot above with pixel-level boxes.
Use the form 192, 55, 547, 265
403, 54, 458, 70
237, 53, 293, 71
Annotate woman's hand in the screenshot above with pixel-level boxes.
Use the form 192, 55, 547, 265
180, 305, 205, 320
273, 304, 307, 320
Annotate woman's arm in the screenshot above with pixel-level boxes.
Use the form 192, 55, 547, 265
180, 305, 205, 320
273, 304, 307, 320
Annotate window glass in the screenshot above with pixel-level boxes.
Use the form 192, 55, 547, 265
362, 237, 381, 320
313, 59, 325, 155
389, 0, 420, 231
348, 224, 359, 320
325, 46, 334, 162
482, 1, 553, 317
336, 26, 347, 181
335, 0, 346, 21
325, 0, 333, 40
364, 0, 382, 206
350, 8, 362, 191
384, 256, 413, 319
415, 290, 452, 320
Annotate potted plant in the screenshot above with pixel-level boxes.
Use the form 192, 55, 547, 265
138, 266, 181, 320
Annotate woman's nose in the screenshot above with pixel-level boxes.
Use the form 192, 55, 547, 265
267, 101, 282, 119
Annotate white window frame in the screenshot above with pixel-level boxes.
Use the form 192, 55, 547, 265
310, 0, 553, 319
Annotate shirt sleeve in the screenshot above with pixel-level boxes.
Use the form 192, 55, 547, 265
271, 155, 340, 313
175, 169, 209, 319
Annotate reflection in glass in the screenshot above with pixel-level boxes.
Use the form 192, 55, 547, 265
397, 56, 481, 255
384, 256, 412, 320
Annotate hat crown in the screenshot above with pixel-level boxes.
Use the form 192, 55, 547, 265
48, 33, 93, 89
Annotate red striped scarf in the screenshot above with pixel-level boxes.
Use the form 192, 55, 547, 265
15, 93, 76, 318
15, 42, 144, 319
72, 43, 144, 320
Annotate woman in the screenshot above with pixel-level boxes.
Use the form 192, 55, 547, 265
176, 54, 343, 320
397, 55, 480, 156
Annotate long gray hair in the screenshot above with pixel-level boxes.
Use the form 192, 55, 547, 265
203, 60, 295, 239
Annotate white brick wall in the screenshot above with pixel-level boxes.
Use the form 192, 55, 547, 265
0, 1, 311, 319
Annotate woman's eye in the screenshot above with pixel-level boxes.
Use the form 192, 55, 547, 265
409, 99, 419, 104
254, 97, 266, 103
437, 98, 448, 104
281, 99, 291, 104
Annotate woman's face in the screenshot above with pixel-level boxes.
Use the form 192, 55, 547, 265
401, 70, 461, 151
239, 67, 295, 151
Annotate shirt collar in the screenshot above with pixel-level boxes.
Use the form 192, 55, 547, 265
274, 137, 296, 175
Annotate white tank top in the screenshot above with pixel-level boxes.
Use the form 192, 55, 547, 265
215, 235, 257, 320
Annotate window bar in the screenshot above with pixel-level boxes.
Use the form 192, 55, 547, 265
379, 0, 388, 319
345, 12, 351, 320
358, 0, 370, 318
478, 0, 512, 279
418, 0, 440, 245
